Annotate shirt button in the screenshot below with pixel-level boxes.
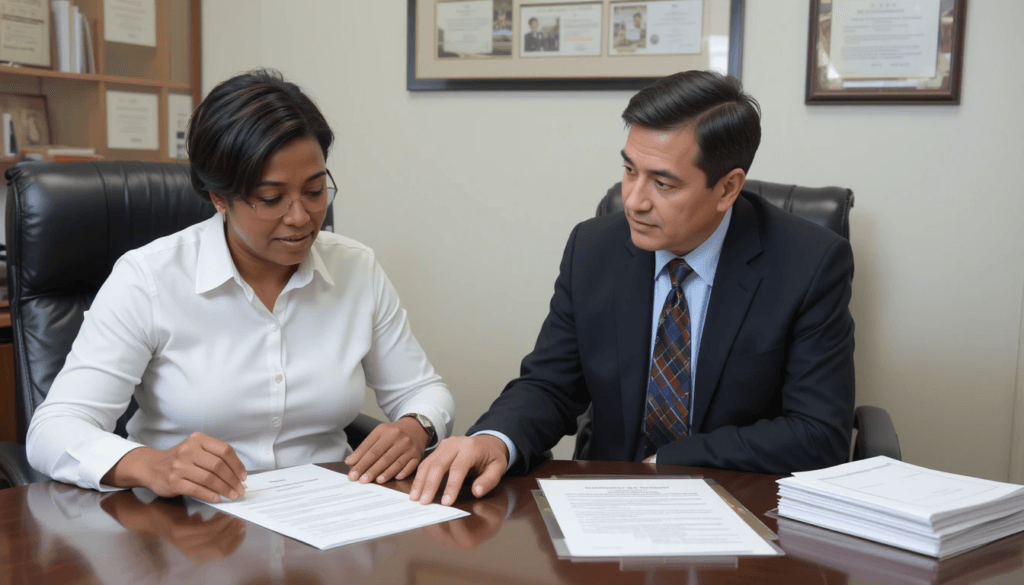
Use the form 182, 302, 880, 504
270, 323, 279, 332
275, 374, 283, 383
271, 417, 282, 427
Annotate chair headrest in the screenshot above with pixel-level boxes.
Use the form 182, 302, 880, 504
5, 161, 216, 297
595, 179, 854, 240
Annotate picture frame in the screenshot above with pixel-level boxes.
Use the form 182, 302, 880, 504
408, 0, 746, 91
805, 0, 967, 104
0, 93, 51, 155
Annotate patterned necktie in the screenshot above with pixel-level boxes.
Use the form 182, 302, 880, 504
644, 258, 694, 455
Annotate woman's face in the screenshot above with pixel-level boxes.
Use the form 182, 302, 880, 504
210, 136, 328, 279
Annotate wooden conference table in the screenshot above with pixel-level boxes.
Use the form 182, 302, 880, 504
1, 460, 1022, 584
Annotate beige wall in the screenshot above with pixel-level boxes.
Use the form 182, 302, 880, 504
203, 1, 1024, 480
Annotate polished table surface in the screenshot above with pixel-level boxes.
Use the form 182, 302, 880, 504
1, 460, 1022, 584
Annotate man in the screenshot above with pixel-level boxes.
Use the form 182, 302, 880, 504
524, 18, 544, 52
411, 70, 855, 506
626, 12, 645, 46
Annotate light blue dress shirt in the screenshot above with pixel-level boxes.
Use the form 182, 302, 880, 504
481, 207, 733, 468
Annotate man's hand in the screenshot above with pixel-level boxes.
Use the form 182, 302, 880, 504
409, 435, 509, 506
345, 417, 429, 484
101, 432, 247, 504
421, 488, 509, 548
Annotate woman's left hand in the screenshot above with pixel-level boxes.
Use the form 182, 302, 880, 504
344, 417, 430, 484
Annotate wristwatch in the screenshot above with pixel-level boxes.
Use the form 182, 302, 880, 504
401, 413, 437, 447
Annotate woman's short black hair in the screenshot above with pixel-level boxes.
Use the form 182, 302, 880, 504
186, 69, 334, 202
622, 70, 761, 188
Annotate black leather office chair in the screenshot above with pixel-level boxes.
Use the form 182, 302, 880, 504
0, 161, 378, 489
574, 179, 901, 463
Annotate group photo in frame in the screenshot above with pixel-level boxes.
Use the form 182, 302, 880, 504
409, 0, 746, 90
805, 0, 967, 104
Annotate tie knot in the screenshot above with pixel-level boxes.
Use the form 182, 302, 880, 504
667, 258, 692, 289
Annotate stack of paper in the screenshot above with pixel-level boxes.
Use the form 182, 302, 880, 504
777, 456, 1024, 558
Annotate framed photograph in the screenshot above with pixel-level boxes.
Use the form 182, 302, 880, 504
408, 0, 746, 90
0, 93, 51, 154
805, 0, 967, 104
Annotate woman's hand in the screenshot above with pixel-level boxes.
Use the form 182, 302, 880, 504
344, 417, 430, 484
102, 493, 246, 562
101, 432, 247, 504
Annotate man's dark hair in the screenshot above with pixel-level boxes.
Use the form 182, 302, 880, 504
528, 17, 538, 25
186, 68, 334, 202
622, 70, 761, 188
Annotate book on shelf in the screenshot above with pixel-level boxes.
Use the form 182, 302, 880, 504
49, 0, 92, 73
50, 0, 70, 72
20, 144, 101, 162
777, 456, 1024, 559
70, 3, 81, 73
81, 10, 95, 73
2, 113, 16, 157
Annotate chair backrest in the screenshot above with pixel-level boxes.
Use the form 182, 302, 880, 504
4, 162, 216, 442
5, 161, 338, 444
596, 179, 854, 240
574, 178, 855, 460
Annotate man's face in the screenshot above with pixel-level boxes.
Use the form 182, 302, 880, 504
620, 125, 738, 256
529, 19, 539, 32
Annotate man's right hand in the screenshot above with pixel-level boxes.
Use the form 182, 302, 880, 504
409, 435, 509, 506
101, 432, 247, 504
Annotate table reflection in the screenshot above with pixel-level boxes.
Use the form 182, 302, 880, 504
21, 481, 396, 584
778, 517, 1024, 585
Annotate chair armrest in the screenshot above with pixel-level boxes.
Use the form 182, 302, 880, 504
0, 442, 49, 489
344, 413, 384, 450
852, 405, 901, 461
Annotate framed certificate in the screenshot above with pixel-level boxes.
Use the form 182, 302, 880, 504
408, 0, 746, 90
805, 0, 967, 104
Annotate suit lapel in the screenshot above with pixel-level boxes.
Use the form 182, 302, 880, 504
614, 238, 654, 459
692, 195, 763, 433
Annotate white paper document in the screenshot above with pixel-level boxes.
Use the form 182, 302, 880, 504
537, 478, 779, 557
437, 0, 492, 55
610, 0, 703, 56
106, 90, 158, 150
104, 0, 156, 46
829, 0, 941, 79
204, 464, 468, 550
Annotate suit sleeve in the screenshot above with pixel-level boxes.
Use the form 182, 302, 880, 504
467, 224, 591, 474
658, 237, 856, 473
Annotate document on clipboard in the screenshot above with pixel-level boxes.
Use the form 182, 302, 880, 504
534, 476, 782, 558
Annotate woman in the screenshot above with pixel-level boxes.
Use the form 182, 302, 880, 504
26, 70, 454, 503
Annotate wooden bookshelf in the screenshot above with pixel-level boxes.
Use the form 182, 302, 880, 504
0, 0, 201, 174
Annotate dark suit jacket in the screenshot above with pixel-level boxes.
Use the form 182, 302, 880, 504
524, 32, 544, 52
468, 191, 856, 475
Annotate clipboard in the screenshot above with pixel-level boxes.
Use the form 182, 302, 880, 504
532, 475, 783, 561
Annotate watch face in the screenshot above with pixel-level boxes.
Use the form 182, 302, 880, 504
407, 414, 435, 439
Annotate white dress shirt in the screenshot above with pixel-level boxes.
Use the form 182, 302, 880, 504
27, 214, 454, 491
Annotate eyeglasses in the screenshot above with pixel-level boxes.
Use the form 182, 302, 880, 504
243, 170, 337, 220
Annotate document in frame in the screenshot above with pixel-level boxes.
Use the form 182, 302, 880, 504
537, 478, 781, 557
204, 464, 468, 550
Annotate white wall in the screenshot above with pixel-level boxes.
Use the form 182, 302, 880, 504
203, 0, 1024, 479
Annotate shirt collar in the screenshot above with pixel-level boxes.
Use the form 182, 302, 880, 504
195, 214, 335, 295
654, 206, 733, 287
